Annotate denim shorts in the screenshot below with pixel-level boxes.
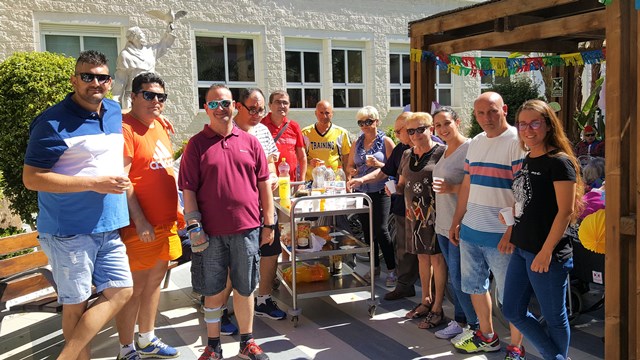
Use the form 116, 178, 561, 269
459, 239, 511, 303
191, 227, 260, 297
38, 231, 133, 305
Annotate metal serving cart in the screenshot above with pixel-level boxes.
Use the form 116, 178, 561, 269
274, 192, 378, 327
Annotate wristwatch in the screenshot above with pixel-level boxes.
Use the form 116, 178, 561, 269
263, 224, 277, 230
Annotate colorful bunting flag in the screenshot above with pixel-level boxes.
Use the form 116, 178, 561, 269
409, 49, 606, 77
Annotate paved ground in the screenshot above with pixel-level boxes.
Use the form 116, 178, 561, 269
1, 261, 604, 359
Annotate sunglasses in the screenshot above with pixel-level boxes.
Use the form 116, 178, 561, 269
357, 119, 376, 127
406, 126, 429, 135
207, 99, 232, 110
517, 120, 544, 131
241, 102, 266, 116
76, 73, 111, 84
137, 90, 168, 103
584, 133, 596, 137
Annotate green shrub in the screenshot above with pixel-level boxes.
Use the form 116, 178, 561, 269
467, 78, 543, 138
0, 52, 75, 225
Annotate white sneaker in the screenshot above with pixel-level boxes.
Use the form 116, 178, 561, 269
435, 320, 463, 339
450, 326, 473, 345
385, 270, 397, 288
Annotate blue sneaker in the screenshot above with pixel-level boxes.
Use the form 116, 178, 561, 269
117, 349, 141, 360
136, 337, 180, 359
255, 297, 286, 320
221, 308, 239, 336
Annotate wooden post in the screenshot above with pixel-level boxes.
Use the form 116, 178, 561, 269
605, 0, 634, 358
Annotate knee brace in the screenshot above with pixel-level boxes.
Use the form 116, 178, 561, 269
203, 306, 223, 323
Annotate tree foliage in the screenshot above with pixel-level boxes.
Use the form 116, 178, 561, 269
0, 52, 75, 224
467, 78, 543, 138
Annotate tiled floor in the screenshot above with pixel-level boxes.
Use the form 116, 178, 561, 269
1, 261, 604, 359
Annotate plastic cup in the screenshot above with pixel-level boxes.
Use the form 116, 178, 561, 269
355, 197, 364, 208
365, 154, 375, 161
385, 179, 397, 194
500, 207, 515, 226
432, 176, 444, 193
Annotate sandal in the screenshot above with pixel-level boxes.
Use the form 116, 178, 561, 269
418, 311, 444, 329
405, 302, 431, 319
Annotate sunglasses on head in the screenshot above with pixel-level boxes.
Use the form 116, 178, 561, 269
207, 99, 232, 110
241, 102, 266, 116
357, 118, 376, 127
517, 120, 543, 131
137, 90, 168, 103
76, 73, 111, 84
406, 126, 428, 135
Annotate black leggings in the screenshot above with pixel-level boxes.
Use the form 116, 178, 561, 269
359, 190, 395, 269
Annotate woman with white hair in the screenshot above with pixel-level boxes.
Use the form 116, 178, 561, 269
347, 106, 397, 284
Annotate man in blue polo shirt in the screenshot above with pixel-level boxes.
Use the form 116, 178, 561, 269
23, 50, 133, 360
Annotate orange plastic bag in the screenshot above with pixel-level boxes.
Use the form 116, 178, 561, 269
282, 262, 330, 283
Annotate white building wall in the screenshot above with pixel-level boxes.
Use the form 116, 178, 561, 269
0, 0, 482, 143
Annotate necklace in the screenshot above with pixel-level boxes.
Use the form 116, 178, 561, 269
410, 144, 439, 171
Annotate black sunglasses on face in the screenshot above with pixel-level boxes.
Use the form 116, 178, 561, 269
407, 126, 429, 136
584, 133, 596, 137
406, 126, 429, 136
138, 90, 168, 103
76, 73, 111, 84
357, 119, 376, 127
207, 100, 232, 110
241, 102, 266, 116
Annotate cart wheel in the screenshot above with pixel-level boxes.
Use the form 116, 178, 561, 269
292, 315, 299, 327
368, 305, 376, 318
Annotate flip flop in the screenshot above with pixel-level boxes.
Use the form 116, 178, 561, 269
405, 302, 431, 319
418, 311, 444, 329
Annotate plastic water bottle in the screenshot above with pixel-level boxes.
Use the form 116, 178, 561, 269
324, 166, 336, 210
334, 166, 347, 209
311, 161, 326, 211
278, 158, 291, 209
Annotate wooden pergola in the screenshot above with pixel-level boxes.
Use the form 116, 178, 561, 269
409, 0, 638, 358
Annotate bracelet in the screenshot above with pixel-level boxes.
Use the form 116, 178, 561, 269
186, 223, 201, 231
188, 226, 202, 234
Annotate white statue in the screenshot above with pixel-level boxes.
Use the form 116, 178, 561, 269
112, 10, 187, 108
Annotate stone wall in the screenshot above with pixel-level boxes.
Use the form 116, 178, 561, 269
0, 0, 482, 143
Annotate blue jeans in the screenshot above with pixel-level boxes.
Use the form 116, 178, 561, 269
502, 247, 573, 360
437, 234, 478, 327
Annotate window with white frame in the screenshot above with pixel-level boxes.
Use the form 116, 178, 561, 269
195, 35, 256, 109
332, 49, 364, 108
285, 50, 321, 109
435, 66, 452, 106
481, 72, 511, 88
389, 52, 410, 107
40, 24, 120, 75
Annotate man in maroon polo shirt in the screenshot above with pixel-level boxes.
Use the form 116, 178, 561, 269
178, 84, 273, 360
261, 90, 307, 182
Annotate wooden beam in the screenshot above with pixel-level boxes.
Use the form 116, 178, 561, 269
487, 40, 583, 53
410, 0, 580, 38
426, 11, 605, 54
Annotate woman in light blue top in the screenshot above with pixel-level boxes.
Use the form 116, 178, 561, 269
347, 106, 396, 280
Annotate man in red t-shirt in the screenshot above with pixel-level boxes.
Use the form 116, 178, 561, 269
261, 90, 307, 181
